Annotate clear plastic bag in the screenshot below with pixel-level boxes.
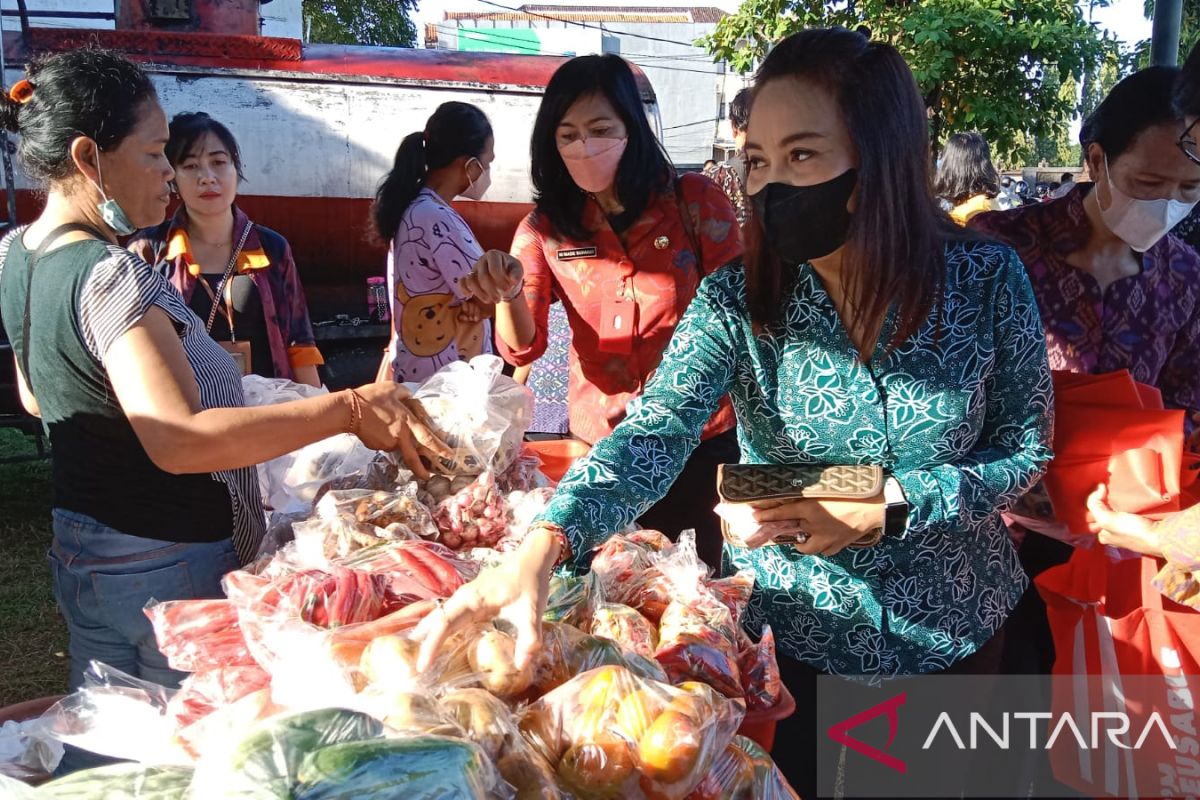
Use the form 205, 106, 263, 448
684, 735, 799, 800
36, 762, 196, 799
0, 716, 62, 780
737, 627, 782, 712
144, 598, 256, 672
188, 706, 383, 799
293, 734, 510, 800
519, 665, 745, 800
432, 472, 510, 550
530, 623, 667, 698
168, 665, 272, 730
297, 488, 436, 562
41, 662, 186, 765
651, 534, 743, 698
339, 540, 472, 602
412, 355, 533, 476
590, 530, 675, 623
282, 435, 377, 513
589, 603, 659, 660
241, 376, 331, 512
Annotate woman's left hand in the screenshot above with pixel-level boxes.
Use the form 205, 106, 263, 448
721, 496, 885, 556
1087, 484, 1164, 556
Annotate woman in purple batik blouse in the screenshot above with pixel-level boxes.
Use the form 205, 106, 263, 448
973, 66, 1200, 443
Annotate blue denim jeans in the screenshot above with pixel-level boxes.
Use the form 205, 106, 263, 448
49, 509, 239, 774
49, 508, 239, 692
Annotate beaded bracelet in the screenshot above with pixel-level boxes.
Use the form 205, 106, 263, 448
529, 521, 573, 567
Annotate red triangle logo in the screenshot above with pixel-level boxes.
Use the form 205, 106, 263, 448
827, 691, 908, 773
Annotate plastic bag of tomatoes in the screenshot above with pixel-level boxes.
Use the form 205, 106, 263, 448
518, 665, 745, 800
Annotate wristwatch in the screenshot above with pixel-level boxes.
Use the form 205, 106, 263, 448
853, 477, 909, 548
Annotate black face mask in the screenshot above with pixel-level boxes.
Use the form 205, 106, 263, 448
750, 169, 858, 265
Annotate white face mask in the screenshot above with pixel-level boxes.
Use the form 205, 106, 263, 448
1099, 155, 1197, 252
91, 151, 137, 236
460, 157, 491, 201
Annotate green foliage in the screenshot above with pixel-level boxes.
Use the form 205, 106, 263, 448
302, 0, 418, 47
702, 0, 1113, 162
1130, 0, 1200, 68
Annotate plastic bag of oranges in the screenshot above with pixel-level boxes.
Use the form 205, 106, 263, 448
518, 665, 745, 800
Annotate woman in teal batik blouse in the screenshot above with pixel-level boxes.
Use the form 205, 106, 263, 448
415, 28, 1054, 791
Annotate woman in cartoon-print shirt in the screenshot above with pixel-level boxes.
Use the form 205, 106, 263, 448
458, 54, 743, 568
372, 102, 496, 383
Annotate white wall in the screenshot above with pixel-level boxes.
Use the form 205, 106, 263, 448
606, 21, 724, 168
260, 0, 302, 39
0, 0, 114, 30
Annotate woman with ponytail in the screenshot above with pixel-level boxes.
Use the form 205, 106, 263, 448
373, 102, 498, 382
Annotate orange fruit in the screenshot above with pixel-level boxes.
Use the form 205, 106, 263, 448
577, 665, 627, 708
614, 689, 667, 743
638, 709, 702, 784
557, 735, 636, 798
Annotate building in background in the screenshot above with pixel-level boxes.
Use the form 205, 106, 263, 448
426, 4, 740, 168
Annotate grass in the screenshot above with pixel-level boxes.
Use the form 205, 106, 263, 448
0, 426, 68, 708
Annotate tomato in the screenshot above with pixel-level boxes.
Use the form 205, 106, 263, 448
557, 735, 636, 798
614, 689, 667, 743
638, 709, 702, 784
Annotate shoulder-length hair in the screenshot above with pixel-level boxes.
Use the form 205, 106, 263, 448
744, 28, 958, 353
531, 54, 673, 241
935, 132, 1001, 206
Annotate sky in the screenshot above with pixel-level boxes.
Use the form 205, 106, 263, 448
415, 0, 1156, 47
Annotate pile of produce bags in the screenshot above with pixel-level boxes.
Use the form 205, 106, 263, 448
19, 357, 795, 798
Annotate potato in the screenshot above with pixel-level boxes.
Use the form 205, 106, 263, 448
468, 628, 533, 698
497, 749, 563, 800
442, 687, 512, 761
376, 690, 443, 732
359, 634, 420, 687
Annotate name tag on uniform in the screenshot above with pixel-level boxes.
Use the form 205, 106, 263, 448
557, 246, 598, 261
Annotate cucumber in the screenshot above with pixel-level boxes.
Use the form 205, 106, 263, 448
39, 763, 194, 799
295, 735, 491, 800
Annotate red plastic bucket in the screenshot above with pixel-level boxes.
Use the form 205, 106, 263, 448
525, 439, 590, 483
737, 684, 796, 751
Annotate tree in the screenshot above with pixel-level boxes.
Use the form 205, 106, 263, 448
702, 0, 1113, 163
302, 0, 418, 47
1129, 0, 1200, 68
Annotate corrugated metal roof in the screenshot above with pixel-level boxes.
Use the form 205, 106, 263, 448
445, 5, 726, 24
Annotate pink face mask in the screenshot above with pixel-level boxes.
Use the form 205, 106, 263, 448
558, 137, 627, 193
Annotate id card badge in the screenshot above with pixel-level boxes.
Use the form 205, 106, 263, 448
598, 296, 634, 355
220, 340, 253, 376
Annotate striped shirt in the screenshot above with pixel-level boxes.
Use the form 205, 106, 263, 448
0, 227, 264, 562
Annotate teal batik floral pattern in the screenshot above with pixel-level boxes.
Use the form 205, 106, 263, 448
539, 240, 1054, 676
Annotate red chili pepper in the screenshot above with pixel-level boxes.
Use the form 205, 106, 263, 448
402, 542, 463, 596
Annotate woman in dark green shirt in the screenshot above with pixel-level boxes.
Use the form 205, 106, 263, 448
416, 28, 1053, 792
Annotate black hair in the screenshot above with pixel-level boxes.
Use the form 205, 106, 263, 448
1060, 172, 1075, 183
934, 131, 1001, 206
1081, 66, 1181, 161
166, 112, 244, 180
729, 87, 751, 134
531, 54, 672, 241
0, 48, 157, 185
371, 101, 492, 244
744, 27, 957, 352
1176, 41, 1200, 117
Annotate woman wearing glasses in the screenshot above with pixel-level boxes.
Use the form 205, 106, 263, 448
972, 66, 1200, 675
973, 66, 1200, 442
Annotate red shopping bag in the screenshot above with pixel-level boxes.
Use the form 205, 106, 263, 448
1036, 547, 1200, 798
1043, 370, 1191, 533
